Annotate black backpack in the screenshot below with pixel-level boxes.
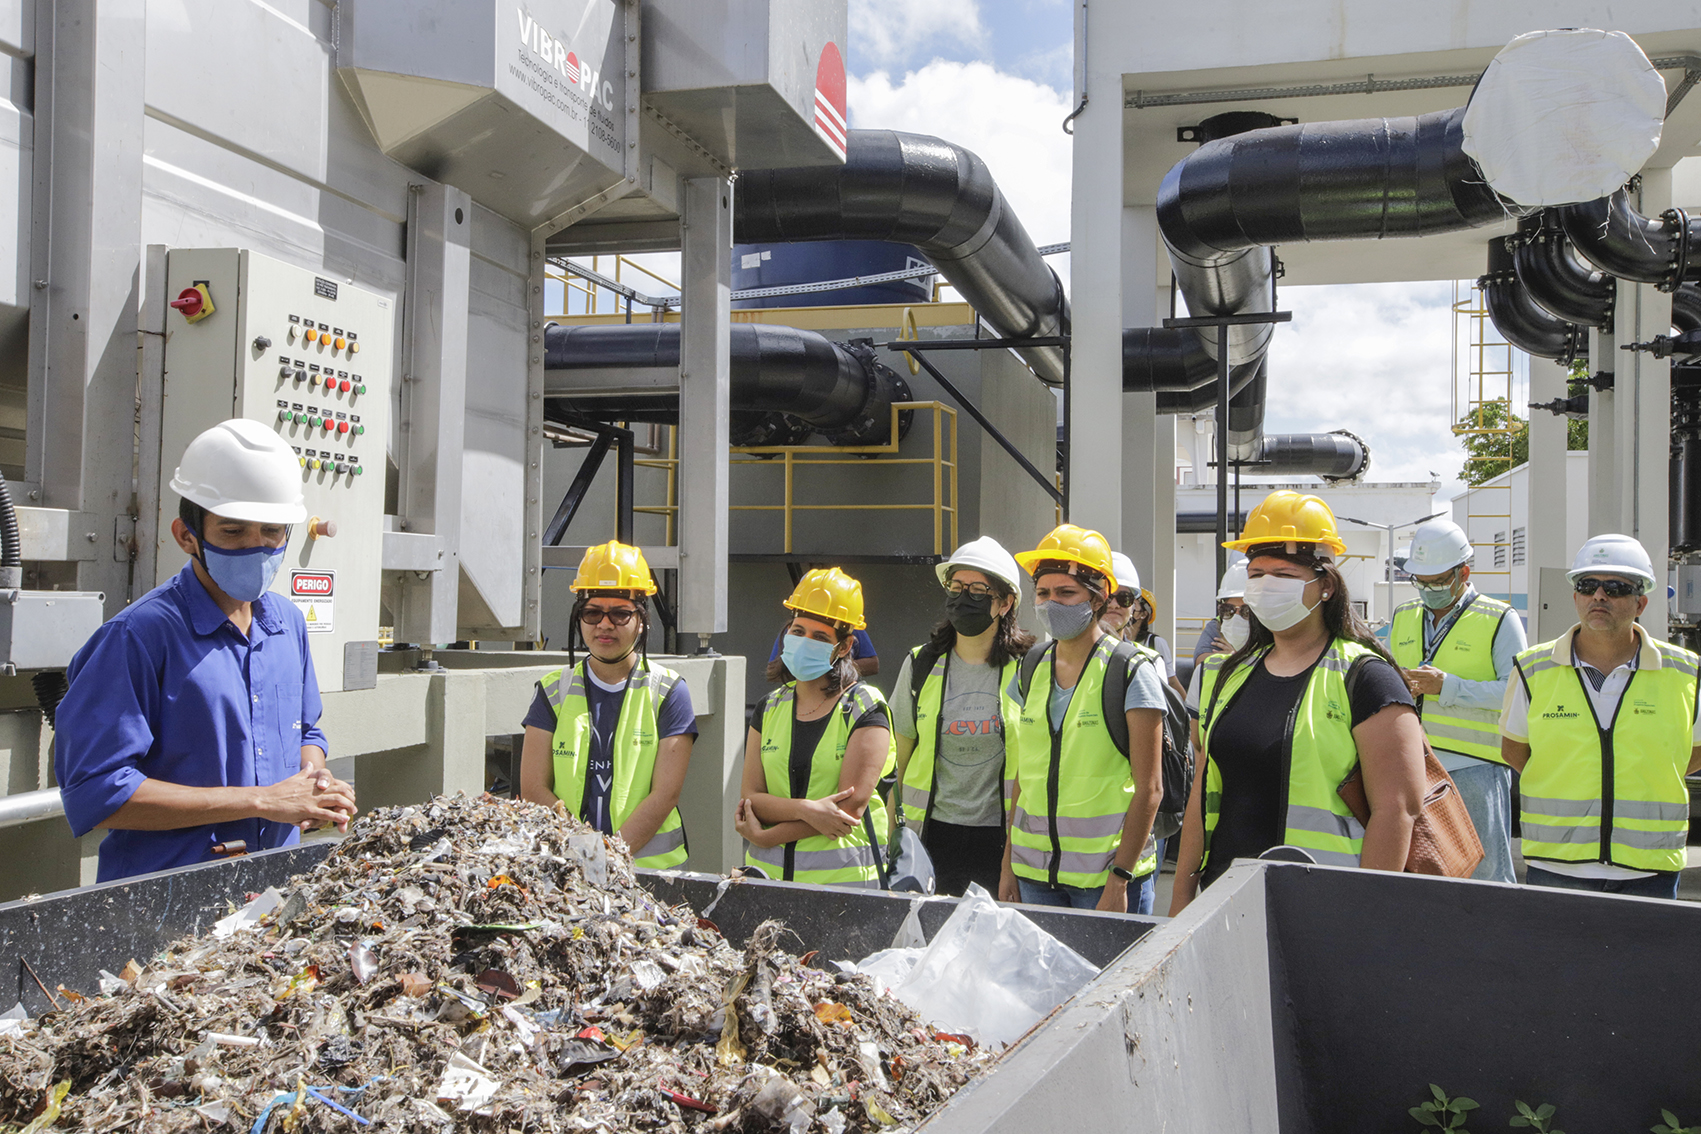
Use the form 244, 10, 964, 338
1018, 638, 1194, 816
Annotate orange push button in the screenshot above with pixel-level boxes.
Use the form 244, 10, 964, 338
333, 336, 346, 351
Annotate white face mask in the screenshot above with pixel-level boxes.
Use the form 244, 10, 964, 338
1242, 574, 1321, 632
1221, 614, 1250, 650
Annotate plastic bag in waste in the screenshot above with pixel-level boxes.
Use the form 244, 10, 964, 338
853, 883, 1100, 1046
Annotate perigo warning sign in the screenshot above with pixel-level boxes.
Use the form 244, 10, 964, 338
290, 569, 334, 634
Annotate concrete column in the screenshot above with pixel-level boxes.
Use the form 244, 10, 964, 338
979, 347, 1058, 556
678, 177, 731, 638
25, 0, 147, 615
1613, 172, 1673, 638
353, 672, 489, 810
1588, 325, 1617, 536
393, 182, 471, 645
1119, 204, 1172, 637
672, 654, 748, 874
1065, 2, 1125, 544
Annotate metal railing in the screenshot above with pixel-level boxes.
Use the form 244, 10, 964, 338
0, 788, 64, 830
731, 401, 958, 555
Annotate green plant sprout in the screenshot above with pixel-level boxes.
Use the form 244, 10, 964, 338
1509, 1100, 1564, 1134
1653, 1110, 1701, 1134
1411, 1085, 1479, 1131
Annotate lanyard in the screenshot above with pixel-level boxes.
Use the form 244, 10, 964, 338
1421, 591, 1478, 667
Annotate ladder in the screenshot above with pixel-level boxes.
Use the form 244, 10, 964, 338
1451, 280, 1518, 602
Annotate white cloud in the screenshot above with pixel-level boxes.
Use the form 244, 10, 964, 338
848, 60, 1073, 260
1261, 281, 1493, 500
849, 0, 989, 73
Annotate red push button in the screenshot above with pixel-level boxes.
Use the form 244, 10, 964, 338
339, 379, 351, 393
337, 421, 350, 435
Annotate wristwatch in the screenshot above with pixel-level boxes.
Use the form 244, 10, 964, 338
1110, 865, 1134, 882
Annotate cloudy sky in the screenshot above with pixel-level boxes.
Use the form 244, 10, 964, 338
843, 0, 1508, 502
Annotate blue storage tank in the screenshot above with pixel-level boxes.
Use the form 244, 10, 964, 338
732, 239, 933, 309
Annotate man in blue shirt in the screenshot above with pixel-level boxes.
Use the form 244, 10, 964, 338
56, 419, 355, 882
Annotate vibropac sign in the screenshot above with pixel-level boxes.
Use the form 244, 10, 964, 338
516, 6, 615, 112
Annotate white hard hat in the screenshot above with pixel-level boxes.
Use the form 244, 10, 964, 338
1217, 559, 1249, 600
1109, 553, 1140, 595
1407, 519, 1474, 575
1567, 533, 1656, 593
171, 418, 307, 524
937, 536, 1024, 597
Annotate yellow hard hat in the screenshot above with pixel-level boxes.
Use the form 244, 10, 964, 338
784, 566, 866, 630
1139, 588, 1157, 620
1223, 490, 1348, 557
1013, 524, 1118, 590
570, 540, 657, 595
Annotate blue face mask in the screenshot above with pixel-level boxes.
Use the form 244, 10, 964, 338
781, 634, 837, 681
200, 541, 287, 603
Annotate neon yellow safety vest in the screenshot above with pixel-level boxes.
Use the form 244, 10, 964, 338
746, 682, 896, 888
1009, 635, 1159, 889
1198, 638, 1378, 873
899, 646, 1022, 824
1514, 632, 1698, 873
541, 659, 689, 869
1390, 593, 1514, 764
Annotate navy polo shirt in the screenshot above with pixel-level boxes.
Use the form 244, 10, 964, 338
55, 562, 329, 882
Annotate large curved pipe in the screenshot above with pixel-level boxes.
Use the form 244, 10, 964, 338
735, 130, 1067, 386
1155, 106, 1503, 369
1672, 284, 1701, 333
1120, 326, 1261, 399
1480, 236, 1584, 363
542, 323, 911, 446
1513, 212, 1615, 329
1559, 188, 1700, 289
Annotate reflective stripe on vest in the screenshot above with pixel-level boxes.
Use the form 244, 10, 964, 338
747, 682, 895, 887
1515, 636, 1697, 872
1009, 635, 1158, 888
1390, 595, 1512, 764
1198, 639, 1374, 874
542, 660, 688, 869
900, 646, 1021, 822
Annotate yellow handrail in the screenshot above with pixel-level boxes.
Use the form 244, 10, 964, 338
730, 401, 959, 555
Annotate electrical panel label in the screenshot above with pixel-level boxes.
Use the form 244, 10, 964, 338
291, 569, 335, 633
314, 277, 338, 300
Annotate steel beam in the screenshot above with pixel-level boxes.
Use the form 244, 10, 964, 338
26, 0, 147, 615
677, 177, 731, 638
392, 182, 471, 646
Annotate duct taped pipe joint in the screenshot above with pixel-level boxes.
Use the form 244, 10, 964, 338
1560, 186, 1701, 291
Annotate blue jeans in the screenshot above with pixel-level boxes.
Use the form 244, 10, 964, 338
1447, 759, 1516, 884
1525, 865, 1680, 900
1018, 872, 1155, 914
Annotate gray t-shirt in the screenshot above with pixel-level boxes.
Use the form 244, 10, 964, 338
1003, 645, 1169, 728
891, 652, 1008, 828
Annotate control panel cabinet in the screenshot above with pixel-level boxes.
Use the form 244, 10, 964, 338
158, 249, 393, 692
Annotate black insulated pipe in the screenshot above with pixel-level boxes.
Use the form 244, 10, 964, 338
1513, 211, 1615, 329
542, 323, 913, 447
1480, 235, 1585, 363
1672, 283, 1701, 333
1560, 187, 1699, 290
1671, 365, 1701, 553
1256, 431, 1371, 481
1120, 326, 1261, 399
735, 130, 1068, 386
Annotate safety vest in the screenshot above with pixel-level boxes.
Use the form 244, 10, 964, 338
541, 659, 688, 870
1009, 634, 1160, 889
1390, 592, 1513, 764
746, 682, 896, 887
899, 646, 1022, 824
1197, 638, 1378, 873
1514, 630, 1698, 873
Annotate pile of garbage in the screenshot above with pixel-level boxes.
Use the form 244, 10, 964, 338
0, 796, 998, 1131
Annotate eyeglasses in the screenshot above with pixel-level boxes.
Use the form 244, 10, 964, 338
945, 580, 997, 598
1110, 590, 1140, 607
1573, 577, 1641, 599
580, 606, 639, 626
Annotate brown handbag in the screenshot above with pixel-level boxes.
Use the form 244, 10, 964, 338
1335, 656, 1485, 878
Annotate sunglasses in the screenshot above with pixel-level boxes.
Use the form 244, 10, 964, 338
1111, 590, 1140, 607
1573, 577, 1641, 599
580, 606, 640, 626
